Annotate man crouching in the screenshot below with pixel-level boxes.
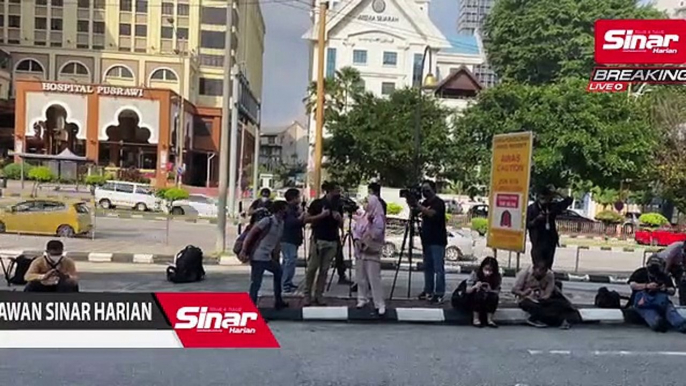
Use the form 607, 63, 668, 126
24, 240, 79, 292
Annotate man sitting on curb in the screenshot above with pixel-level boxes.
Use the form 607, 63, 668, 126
512, 261, 578, 329
628, 255, 686, 333
24, 240, 79, 292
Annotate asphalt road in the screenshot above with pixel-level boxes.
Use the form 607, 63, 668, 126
0, 323, 684, 386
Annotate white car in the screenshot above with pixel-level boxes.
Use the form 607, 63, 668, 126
95, 180, 161, 212
382, 228, 475, 262
165, 194, 221, 217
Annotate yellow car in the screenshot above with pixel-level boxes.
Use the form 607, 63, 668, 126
0, 199, 92, 237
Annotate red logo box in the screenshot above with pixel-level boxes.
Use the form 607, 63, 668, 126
594, 19, 686, 64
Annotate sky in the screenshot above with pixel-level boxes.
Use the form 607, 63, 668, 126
259, 0, 458, 128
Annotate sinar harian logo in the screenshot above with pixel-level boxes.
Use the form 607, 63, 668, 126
372, 0, 385, 13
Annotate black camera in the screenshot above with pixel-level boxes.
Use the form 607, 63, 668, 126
399, 185, 422, 206
340, 196, 359, 214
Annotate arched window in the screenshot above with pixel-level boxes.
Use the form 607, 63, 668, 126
15, 59, 45, 73
104, 65, 134, 80
150, 68, 178, 82
60, 62, 89, 76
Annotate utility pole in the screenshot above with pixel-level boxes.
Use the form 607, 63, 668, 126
169, 17, 186, 187
312, 0, 328, 198
227, 65, 240, 216
216, 0, 234, 253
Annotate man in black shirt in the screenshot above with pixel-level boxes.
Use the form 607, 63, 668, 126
368, 182, 387, 215
416, 180, 447, 303
303, 181, 344, 305
247, 188, 273, 217
628, 256, 686, 333
526, 185, 573, 270
281, 188, 305, 293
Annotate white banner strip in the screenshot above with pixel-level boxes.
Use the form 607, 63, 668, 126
0, 330, 182, 348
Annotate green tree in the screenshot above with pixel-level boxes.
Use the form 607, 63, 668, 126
484, 0, 663, 85
28, 166, 55, 197
449, 78, 658, 192
303, 66, 365, 118
324, 88, 453, 188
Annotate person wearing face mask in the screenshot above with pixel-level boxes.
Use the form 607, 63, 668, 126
416, 180, 448, 304
353, 195, 387, 315
24, 240, 79, 292
248, 188, 273, 217
512, 261, 578, 329
463, 257, 502, 328
526, 185, 573, 271
628, 256, 686, 333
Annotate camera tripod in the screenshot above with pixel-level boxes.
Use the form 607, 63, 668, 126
389, 210, 422, 300
326, 211, 354, 298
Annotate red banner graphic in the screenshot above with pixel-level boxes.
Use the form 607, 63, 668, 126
594, 19, 686, 64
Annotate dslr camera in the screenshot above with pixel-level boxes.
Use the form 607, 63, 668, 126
339, 195, 360, 215
399, 185, 422, 207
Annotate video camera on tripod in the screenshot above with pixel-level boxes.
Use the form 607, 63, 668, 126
399, 185, 422, 207
339, 195, 360, 215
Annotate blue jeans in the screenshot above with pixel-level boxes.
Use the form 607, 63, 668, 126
281, 242, 299, 289
422, 244, 446, 297
633, 293, 686, 330
249, 260, 283, 305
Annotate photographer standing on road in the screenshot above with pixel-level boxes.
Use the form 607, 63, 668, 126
416, 180, 448, 304
526, 185, 573, 270
281, 188, 305, 293
303, 181, 344, 305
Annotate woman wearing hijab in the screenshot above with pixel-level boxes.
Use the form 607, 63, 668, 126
353, 195, 387, 315
464, 257, 501, 327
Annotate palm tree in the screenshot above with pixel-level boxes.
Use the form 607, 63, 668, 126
332, 67, 364, 113
303, 78, 339, 116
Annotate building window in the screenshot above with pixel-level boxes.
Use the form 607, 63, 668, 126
177, 28, 189, 40
135, 0, 147, 13
135, 25, 147, 37
77, 20, 89, 33
353, 50, 367, 65
35, 17, 47, 30
199, 54, 224, 67
105, 65, 134, 79
35, 41, 47, 46
77, 44, 89, 49
199, 78, 223, 96
383, 51, 397, 66
36, 0, 48, 5
201, 7, 227, 25
381, 82, 395, 95
120, 0, 132, 11
150, 68, 178, 81
177, 4, 190, 16
119, 23, 131, 35
16, 59, 44, 73
161, 26, 174, 39
93, 21, 105, 34
200, 30, 225, 49
412, 53, 422, 87
0, 18, 4, 28
50, 42, 63, 47
94, 0, 105, 9
8, 16, 20, 28
162, 2, 174, 15
51, 0, 63, 6
61, 62, 89, 76
77, 0, 90, 8
194, 119, 212, 137
50, 18, 63, 31
326, 47, 336, 78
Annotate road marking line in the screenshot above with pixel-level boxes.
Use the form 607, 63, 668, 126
593, 351, 686, 357
549, 350, 571, 355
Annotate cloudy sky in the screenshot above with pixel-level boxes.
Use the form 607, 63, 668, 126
259, 0, 458, 128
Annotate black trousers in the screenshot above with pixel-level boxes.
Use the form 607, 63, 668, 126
25, 281, 79, 293
465, 291, 499, 315
531, 240, 557, 270
520, 297, 578, 326
335, 240, 346, 278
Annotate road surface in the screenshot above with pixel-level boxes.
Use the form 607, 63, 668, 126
0, 323, 683, 386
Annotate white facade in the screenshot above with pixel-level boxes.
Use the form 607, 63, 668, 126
650, 0, 686, 17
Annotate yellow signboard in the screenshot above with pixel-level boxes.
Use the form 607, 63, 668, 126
486, 132, 533, 253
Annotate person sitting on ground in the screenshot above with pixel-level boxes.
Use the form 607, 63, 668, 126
628, 255, 686, 333
512, 261, 577, 329
24, 240, 79, 292
463, 257, 501, 328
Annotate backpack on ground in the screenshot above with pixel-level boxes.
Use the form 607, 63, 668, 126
451, 280, 469, 310
3, 255, 36, 286
166, 245, 205, 283
595, 286, 622, 309
233, 217, 273, 263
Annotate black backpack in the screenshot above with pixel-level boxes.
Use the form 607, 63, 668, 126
5, 255, 36, 285
595, 286, 622, 309
451, 280, 469, 310
166, 245, 205, 283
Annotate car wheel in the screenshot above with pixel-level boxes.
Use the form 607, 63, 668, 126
57, 225, 75, 238
445, 246, 463, 262
382, 242, 397, 258
135, 203, 148, 212
99, 199, 111, 209
0, 221, 6, 233
171, 207, 185, 216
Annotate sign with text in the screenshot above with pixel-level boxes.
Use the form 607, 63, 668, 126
41, 82, 145, 98
487, 132, 533, 253
594, 19, 686, 64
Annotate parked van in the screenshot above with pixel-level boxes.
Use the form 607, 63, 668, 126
94, 180, 160, 211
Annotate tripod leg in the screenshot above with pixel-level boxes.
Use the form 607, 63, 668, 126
389, 220, 411, 300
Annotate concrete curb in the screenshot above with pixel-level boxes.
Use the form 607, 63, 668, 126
257, 306, 686, 325
0, 250, 632, 283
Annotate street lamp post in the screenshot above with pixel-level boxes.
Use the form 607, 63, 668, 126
168, 17, 186, 187
413, 45, 437, 184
